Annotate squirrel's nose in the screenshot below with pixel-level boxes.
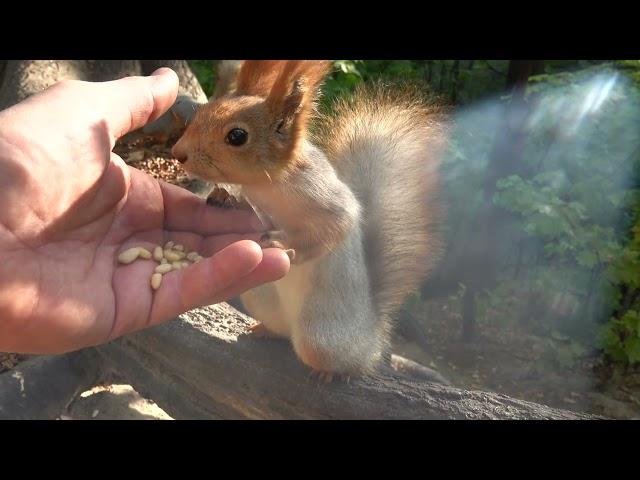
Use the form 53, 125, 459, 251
171, 138, 188, 164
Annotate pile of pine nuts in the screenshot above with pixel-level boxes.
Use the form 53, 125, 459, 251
117, 241, 204, 291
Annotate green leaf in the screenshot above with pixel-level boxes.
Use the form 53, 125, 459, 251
623, 337, 640, 364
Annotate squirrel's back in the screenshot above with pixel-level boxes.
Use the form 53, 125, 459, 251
313, 82, 448, 326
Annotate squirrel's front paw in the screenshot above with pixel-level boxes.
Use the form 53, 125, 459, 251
206, 186, 250, 209
260, 230, 296, 262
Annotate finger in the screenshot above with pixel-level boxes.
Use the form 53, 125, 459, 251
200, 233, 266, 255
206, 248, 290, 303
157, 230, 265, 255
148, 240, 264, 324
159, 180, 266, 236
100, 68, 179, 143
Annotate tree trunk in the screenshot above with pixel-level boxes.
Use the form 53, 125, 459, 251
506, 60, 545, 93
443, 61, 544, 340
450, 60, 460, 103
439, 61, 447, 92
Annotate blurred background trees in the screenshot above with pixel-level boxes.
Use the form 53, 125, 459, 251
188, 59, 640, 373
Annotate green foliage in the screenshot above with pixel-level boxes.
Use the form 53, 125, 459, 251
321, 60, 513, 105
187, 60, 217, 97
187, 59, 520, 105
599, 310, 640, 364
490, 68, 640, 365
494, 174, 625, 270
321, 60, 433, 104
597, 202, 640, 365
320, 60, 365, 103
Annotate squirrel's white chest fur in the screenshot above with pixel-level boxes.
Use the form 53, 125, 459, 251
236, 174, 322, 336
240, 258, 319, 337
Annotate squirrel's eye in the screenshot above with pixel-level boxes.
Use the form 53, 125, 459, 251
225, 128, 248, 146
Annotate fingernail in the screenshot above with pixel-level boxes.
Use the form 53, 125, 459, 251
150, 67, 173, 77
149, 68, 179, 98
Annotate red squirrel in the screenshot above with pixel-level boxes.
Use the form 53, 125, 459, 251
171, 60, 447, 379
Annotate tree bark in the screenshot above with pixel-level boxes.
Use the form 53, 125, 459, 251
93, 303, 600, 419
0, 350, 103, 420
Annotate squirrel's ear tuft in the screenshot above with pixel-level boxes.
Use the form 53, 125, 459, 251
234, 60, 287, 97
267, 60, 333, 140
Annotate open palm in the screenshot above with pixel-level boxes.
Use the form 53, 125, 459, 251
0, 69, 289, 354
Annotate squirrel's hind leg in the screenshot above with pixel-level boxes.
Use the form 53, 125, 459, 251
290, 227, 386, 377
293, 327, 384, 379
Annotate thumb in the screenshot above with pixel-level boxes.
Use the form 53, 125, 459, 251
100, 67, 179, 142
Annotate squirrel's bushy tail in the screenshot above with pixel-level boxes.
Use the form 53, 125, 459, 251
314, 82, 448, 333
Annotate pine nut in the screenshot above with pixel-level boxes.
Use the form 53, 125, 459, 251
118, 247, 141, 264
117, 244, 206, 292
164, 250, 185, 262
155, 263, 173, 274
150, 273, 162, 290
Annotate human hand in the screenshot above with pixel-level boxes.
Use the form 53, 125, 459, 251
0, 69, 289, 354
